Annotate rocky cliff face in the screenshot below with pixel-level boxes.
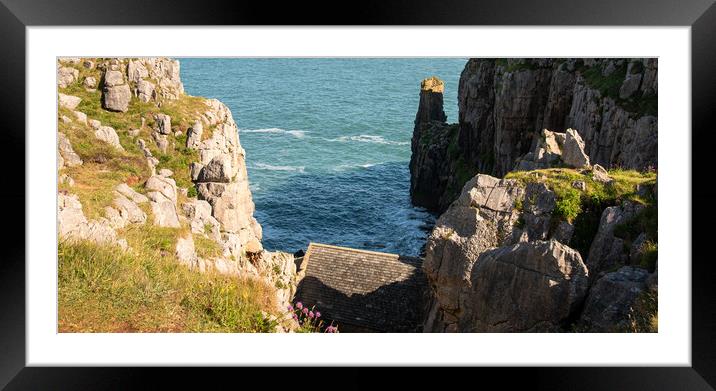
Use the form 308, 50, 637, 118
422, 166, 657, 332
410, 58, 658, 212
56, 57, 297, 317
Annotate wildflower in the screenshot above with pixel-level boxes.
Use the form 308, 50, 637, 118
315, 311, 321, 318
287, 305, 293, 311
296, 302, 303, 310
302, 308, 308, 314
308, 311, 314, 318
293, 314, 298, 320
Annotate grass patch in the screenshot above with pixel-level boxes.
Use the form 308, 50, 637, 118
194, 234, 223, 259
576, 60, 658, 117
58, 237, 278, 333
506, 168, 657, 253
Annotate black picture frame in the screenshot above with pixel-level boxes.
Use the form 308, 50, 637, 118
1, 0, 714, 389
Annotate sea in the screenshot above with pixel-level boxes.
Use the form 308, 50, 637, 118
180, 58, 466, 256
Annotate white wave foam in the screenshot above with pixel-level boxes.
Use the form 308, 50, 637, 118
333, 162, 381, 171
328, 134, 409, 146
252, 163, 305, 173
240, 128, 307, 138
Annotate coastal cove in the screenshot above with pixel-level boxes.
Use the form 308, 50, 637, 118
55, 57, 658, 334
179, 58, 466, 256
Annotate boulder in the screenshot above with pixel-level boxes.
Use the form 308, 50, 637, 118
197, 155, 232, 183
522, 182, 556, 241
73, 111, 87, 125
562, 128, 591, 168
57, 67, 79, 88
58, 193, 122, 247
154, 114, 172, 135
127, 59, 149, 84
58, 132, 83, 167
159, 168, 173, 177
135, 79, 156, 103
186, 120, 203, 149
586, 201, 645, 278
152, 131, 169, 153
591, 164, 612, 183
145, 174, 180, 228
149, 199, 180, 228
145, 174, 178, 204
113, 194, 147, 225
115, 183, 149, 204
83, 76, 97, 89
459, 240, 589, 332
102, 70, 131, 112
578, 266, 649, 331
176, 235, 197, 266
104, 70, 124, 87
95, 125, 124, 151
58, 93, 81, 110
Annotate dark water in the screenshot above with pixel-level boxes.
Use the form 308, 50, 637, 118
179, 58, 466, 256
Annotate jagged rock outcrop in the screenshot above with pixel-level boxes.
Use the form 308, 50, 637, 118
411, 58, 658, 212
512, 128, 591, 171
57, 57, 297, 319
58, 133, 83, 167
58, 193, 127, 249
422, 168, 657, 332
58, 93, 81, 110
423, 174, 523, 331
102, 69, 132, 112
145, 174, 181, 228
57, 66, 79, 89
191, 98, 262, 251
93, 123, 124, 151
126, 58, 184, 101
586, 201, 645, 279
578, 266, 649, 331
460, 240, 589, 332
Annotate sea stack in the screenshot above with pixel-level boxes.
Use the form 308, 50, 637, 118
409, 76, 456, 211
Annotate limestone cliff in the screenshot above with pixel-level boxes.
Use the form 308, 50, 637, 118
410, 58, 658, 212
56, 57, 297, 320
422, 167, 658, 332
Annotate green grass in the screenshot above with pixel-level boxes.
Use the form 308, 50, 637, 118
577, 60, 658, 117
580, 62, 627, 100
194, 234, 223, 259
506, 168, 657, 254
58, 237, 278, 333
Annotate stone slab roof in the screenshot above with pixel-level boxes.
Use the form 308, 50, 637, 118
295, 243, 428, 332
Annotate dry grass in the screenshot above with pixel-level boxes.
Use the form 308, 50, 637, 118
58, 234, 279, 333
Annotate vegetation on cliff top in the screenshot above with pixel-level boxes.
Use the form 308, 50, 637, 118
58, 59, 282, 332
59, 238, 278, 332
506, 168, 657, 257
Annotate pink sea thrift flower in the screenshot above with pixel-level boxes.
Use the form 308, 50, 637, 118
308, 311, 314, 319
302, 308, 308, 314
287, 305, 293, 311
296, 302, 303, 310
315, 312, 321, 318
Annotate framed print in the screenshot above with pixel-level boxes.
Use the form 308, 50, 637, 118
2, 0, 715, 388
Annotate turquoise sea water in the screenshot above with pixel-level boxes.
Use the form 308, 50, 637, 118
180, 58, 466, 256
